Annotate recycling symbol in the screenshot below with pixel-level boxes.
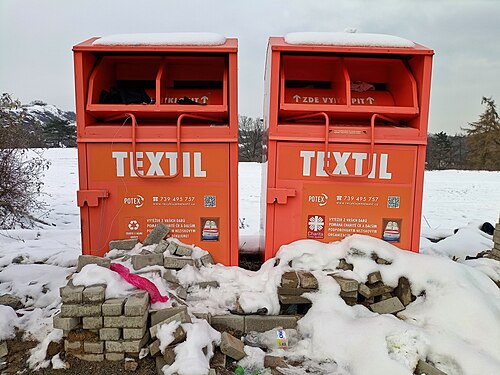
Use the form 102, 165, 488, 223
128, 220, 139, 231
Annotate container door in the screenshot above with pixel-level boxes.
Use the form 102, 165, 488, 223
84, 142, 230, 264
271, 142, 418, 252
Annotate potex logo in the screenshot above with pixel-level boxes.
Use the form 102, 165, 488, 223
307, 215, 325, 239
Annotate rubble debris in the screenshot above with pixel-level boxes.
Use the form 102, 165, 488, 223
77, 255, 111, 272
109, 239, 138, 251
0, 294, 23, 310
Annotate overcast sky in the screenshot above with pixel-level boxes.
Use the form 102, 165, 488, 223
1, 0, 499, 134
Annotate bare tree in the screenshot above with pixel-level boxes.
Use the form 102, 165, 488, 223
238, 116, 263, 162
0, 93, 49, 228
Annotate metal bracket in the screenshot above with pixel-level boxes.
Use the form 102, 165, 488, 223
77, 190, 109, 207
267, 188, 296, 204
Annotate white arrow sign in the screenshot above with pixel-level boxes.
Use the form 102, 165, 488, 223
201, 96, 208, 104
366, 97, 375, 105
293, 95, 301, 103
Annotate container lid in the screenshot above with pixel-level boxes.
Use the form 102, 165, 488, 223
92, 32, 227, 46
284, 32, 415, 48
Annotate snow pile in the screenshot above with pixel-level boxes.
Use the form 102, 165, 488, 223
274, 236, 500, 375
157, 320, 181, 354
284, 32, 415, 48
72, 264, 137, 298
93, 33, 226, 46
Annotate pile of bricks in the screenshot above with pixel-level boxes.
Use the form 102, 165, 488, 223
278, 256, 415, 316
54, 276, 151, 362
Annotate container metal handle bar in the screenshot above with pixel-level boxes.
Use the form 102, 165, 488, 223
324, 113, 398, 178
116, 113, 221, 179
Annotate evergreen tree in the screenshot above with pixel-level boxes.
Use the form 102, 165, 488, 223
42, 118, 76, 147
463, 97, 500, 170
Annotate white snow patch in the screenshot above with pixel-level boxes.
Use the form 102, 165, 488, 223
51, 353, 66, 369
237, 346, 266, 371
284, 32, 415, 48
93, 33, 226, 46
162, 320, 221, 375
0, 305, 17, 340
72, 264, 137, 298
157, 320, 181, 354
27, 328, 63, 370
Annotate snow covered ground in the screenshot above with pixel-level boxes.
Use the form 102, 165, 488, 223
0, 148, 499, 374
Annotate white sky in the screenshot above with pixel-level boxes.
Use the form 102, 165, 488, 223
1, 0, 499, 134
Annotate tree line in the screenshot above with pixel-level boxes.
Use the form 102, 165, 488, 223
239, 97, 500, 171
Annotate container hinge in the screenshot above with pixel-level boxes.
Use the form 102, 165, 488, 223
77, 190, 109, 207
267, 188, 296, 204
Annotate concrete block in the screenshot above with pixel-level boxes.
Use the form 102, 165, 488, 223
208, 369, 216, 375
106, 352, 125, 361
103, 310, 148, 328
82, 285, 106, 304
376, 257, 392, 265
277, 287, 311, 295
358, 282, 394, 298
370, 297, 405, 314
60, 282, 85, 304
132, 253, 164, 270
264, 356, 288, 369
105, 332, 150, 354
109, 238, 138, 251
99, 328, 121, 341
220, 332, 245, 360
124, 292, 150, 316
245, 316, 298, 333
175, 286, 187, 300
151, 306, 190, 326
123, 326, 147, 340
175, 245, 193, 257
490, 247, 500, 257
82, 316, 103, 330
331, 276, 359, 292
336, 259, 354, 271
149, 339, 162, 357
200, 253, 215, 267
164, 256, 194, 270
73, 353, 104, 362
53, 313, 80, 331
340, 290, 358, 299
193, 312, 211, 323
211, 314, 245, 332
367, 271, 382, 284
278, 295, 311, 304
394, 277, 413, 306
380, 293, 393, 301
281, 272, 299, 288
278, 294, 311, 304
84, 341, 104, 354
64, 340, 81, 352
154, 241, 169, 254
166, 242, 178, 254
0, 342, 8, 358
155, 349, 176, 375
0, 294, 23, 310
102, 298, 125, 316
61, 304, 101, 318
297, 272, 318, 289
143, 223, 170, 246
415, 360, 448, 375
163, 270, 179, 284
77, 255, 110, 272
150, 308, 191, 338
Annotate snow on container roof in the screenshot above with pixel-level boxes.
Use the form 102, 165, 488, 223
92, 32, 226, 46
284, 32, 415, 48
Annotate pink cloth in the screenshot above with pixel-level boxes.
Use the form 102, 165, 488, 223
110, 263, 169, 303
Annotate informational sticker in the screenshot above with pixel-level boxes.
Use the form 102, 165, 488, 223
200, 217, 220, 241
307, 215, 325, 239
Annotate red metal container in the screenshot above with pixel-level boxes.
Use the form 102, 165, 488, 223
73, 35, 239, 265
261, 35, 434, 259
